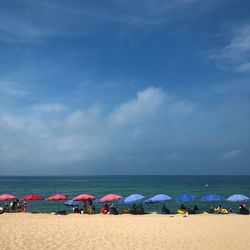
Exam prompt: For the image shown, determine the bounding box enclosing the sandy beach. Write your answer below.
[0,213,250,250]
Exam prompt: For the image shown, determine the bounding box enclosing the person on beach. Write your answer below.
[214,205,229,214]
[109,204,119,215]
[130,204,136,214]
[87,199,94,215]
[242,202,248,210]
[101,204,109,214]
[20,201,27,212]
[214,205,222,213]
[188,205,199,214]
[135,205,143,214]
[91,205,96,214]
[88,205,95,215]
[10,199,17,212]
[161,204,170,214]
[17,200,21,210]
[3,203,10,213]
[73,206,81,213]
[139,204,144,214]
[88,199,93,207]
[239,204,249,215]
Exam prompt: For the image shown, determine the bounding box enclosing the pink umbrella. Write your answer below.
[20,194,44,212]
[20,194,44,200]
[0,194,17,200]
[46,194,69,212]
[46,194,69,200]
[98,194,123,203]
[72,194,96,201]
[73,194,96,213]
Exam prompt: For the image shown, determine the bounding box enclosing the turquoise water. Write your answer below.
[0,176,249,213]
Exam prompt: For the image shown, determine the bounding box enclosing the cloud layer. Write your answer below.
[0,85,249,175]
[0,0,222,43]
[209,23,250,73]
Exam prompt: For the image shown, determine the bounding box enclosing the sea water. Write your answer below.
[0,176,249,213]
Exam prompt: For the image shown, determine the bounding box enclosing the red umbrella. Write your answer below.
[72,194,96,201]
[98,194,123,203]
[0,194,17,200]
[20,194,44,200]
[46,194,69,200]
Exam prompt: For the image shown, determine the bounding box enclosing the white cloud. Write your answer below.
[1,114,26,130]
[32,103,66,113]
[108,87,165,125]
[235,62,250,73]
[222,149,242,159]
[209,23,250,73]
[108,87,195,125]
[65,105,101,127]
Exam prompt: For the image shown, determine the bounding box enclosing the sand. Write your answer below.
[0,213,250,250]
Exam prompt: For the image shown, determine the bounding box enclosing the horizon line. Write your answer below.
[1,174,250,177]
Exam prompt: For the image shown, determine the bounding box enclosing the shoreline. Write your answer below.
[0,211,248,215]
[0,211,249,216]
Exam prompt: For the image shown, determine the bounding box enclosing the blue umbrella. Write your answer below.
[176,194,196,202]
[64,200,80,206]
[122,194,145,204]
[202,194,224,201]
[144,194,172,204]
[226,194,249,202]
[94,198,101,204]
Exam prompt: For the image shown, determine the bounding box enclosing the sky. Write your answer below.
[0,0,250,175]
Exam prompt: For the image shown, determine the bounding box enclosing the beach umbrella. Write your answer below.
[46,194,69,200]
[98,194,123,203]
[144,194,172,204]
[202,194,224,201]
[226,194,249,202]
[72,194,96,201]
[94,198,100,203]
[176,194,196,202]
[0,194,17,200]
[20,194,44,212]
[64,200,80,206]
[72,193,96,210]
[122,194,145,204]
[20,194,44,200]
[46,194,69,212]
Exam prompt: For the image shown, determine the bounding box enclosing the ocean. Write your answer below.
[0,176,249,213]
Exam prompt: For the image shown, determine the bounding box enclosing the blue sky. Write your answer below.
[0,0,250,175]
